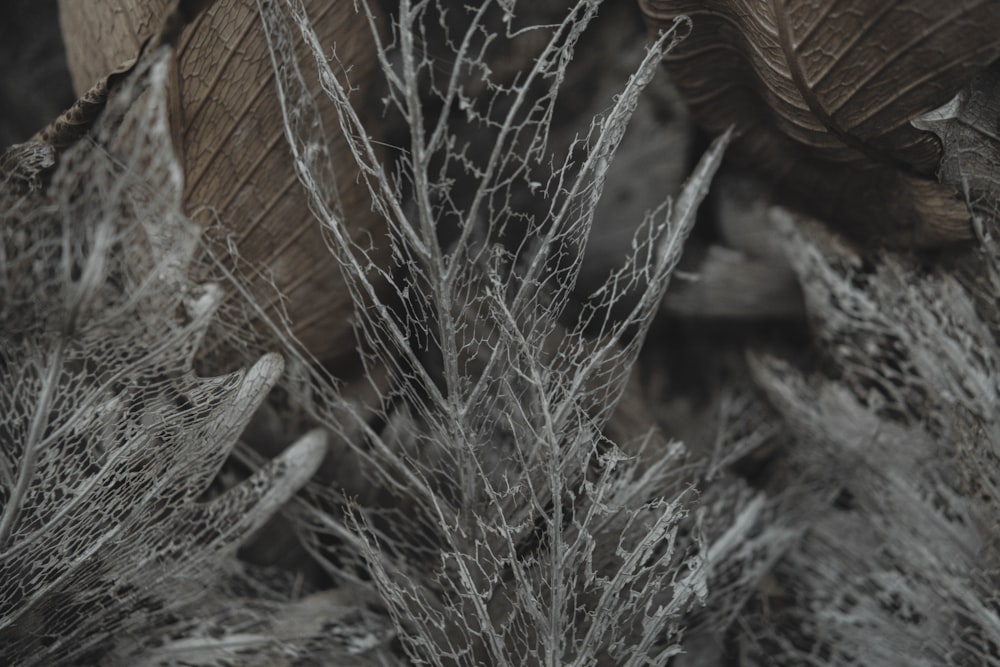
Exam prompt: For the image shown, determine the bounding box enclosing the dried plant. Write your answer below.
[914,60,1000,234]
[0,51,330,665]
[58,0,387,364]
[10,0,1000,665]
[638,0,1000,245]
[739,211,1000,665]
[0,0,798,664]
[249,0,756,663]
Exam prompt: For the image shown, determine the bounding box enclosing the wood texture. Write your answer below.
[59,0,385,365]
[639,0,1000,245]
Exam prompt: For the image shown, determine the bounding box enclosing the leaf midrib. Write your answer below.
[771,0,919,175]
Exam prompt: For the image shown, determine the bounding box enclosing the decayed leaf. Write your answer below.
[638,0,1000,246]
[0,50,328,666]
[913,60,1000,233]
[0,0,200,192]
[57,0,386,365]
[743,213,1000,666]
[257,3,791,661]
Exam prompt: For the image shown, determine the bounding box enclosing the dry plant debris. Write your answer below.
[58,0,387,365]
[1,1,1000,665]
[639,0,1000,245]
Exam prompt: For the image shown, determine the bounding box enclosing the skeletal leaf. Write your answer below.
[58,0,387,365]
[260,0,805,660]
[121,582,395,666]
[0,51,327,666]
[639,0,1000,246]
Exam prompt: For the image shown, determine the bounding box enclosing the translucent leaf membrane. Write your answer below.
[113,548,397,666]
[0,2,831,664]
[0,50,325,666]
[744,214,1000,666]
[238,1,808,664]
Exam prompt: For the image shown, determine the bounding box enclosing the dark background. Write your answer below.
[0,0,74,148]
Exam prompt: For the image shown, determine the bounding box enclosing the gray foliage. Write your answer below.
[4,1,999,665]
[744,213,1000,666]
[0,51,328,665]
[255,0,750,663]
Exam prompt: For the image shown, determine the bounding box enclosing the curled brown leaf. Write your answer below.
[58,0,386,365]
[639,0,1000,246]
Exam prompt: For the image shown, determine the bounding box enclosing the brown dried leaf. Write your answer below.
[58,0,385,365]
[639,0,1000,246]
[1,1,199,191]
